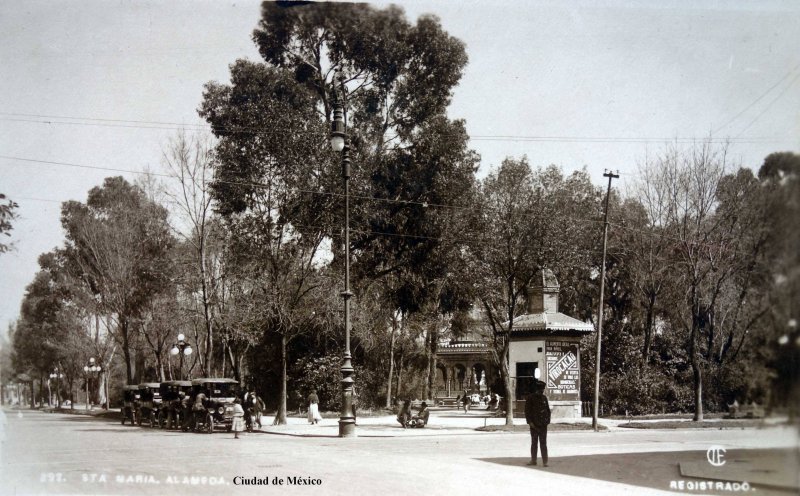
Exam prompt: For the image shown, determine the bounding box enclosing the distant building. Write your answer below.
[434,268,594,418]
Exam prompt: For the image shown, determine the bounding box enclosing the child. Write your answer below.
[232,398,245,439]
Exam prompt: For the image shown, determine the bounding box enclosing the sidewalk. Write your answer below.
[257,408,609,437]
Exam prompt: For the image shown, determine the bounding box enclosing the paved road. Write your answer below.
[1,408,797,496]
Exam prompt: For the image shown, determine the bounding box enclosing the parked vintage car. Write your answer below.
[188,378,240,433]
[137,383,162,427]
[121,385,140,425]
[159,380,192,429]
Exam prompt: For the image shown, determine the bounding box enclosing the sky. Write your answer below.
[1,0,798,335]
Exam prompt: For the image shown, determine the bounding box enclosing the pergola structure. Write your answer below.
[435,334,496,402]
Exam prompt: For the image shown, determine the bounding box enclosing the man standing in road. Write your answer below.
[525,379,550,467]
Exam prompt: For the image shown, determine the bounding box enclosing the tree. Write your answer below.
[61,177,175,384]
[162,132,220,376]
[635,141,778,420]
[467,159,600,425]
[11,252,88,407]
[0,193,19,254]
[200,2,476,421]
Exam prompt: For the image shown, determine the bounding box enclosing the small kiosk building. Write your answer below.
[509,269,594,418]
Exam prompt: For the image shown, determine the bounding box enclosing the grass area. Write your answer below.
[476,422,605,432]
[620,419,763,429]
[607,412,726,421]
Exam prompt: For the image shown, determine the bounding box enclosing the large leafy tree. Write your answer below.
[467,159,600,425]
[12,252,91,407]
[251,1,477,298]
[200,2,476,419]
[61,177,175,384]
[630,142,780,419]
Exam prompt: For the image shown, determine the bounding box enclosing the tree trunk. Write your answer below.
[221,341,227,378]
[385,315,397,408]
[501,345,514,426]
[227,345,240,382]
[134,347,146,384]
[690,289,704,421]
[120,317,133,384]
[396,353,404,399]
[200,250,214,376]
[428,332,438,401]
[273,333,288,425]
[643,293,656,361]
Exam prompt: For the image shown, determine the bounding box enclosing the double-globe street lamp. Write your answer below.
[170,333,193,381]
[49,368,64,408]
[330,82,356,438]
[83,358,102,410]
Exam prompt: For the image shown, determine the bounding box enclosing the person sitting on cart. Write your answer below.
[410,402,430,428]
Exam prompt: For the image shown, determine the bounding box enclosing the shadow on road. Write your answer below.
[60,415,116,423]
[477,449,797,495]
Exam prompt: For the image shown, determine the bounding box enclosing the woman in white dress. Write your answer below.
[307,389,322,424]
[231,398,245,439]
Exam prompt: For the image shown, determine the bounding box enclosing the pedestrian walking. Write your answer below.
[307,389,322,424]
[525,380,550,467]
[244,387,265,429]
[231,398,245,439]
[462,390,470,413]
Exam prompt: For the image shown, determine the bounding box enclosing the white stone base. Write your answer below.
[549,400,581,419]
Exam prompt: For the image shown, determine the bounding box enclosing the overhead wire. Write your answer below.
[734,71,800,139]
[0,154,603,223]
[712,62,800,135]
[0,112,788,144]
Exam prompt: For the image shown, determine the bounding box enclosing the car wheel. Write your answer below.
[206,414,214,434]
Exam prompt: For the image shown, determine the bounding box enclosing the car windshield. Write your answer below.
[204,383,237,398]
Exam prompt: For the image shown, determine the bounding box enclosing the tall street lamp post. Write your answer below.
[49,368,64,408]
[83,358,101,410]
[170,333,193,381]
[330,85,356,438]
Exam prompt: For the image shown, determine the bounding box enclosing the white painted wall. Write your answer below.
[509,339,545,386]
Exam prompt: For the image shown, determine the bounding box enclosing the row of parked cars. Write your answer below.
[120,378,241,433]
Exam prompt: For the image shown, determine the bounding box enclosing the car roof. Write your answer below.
[123,385,140,391]
[139,383,160,388]
[191,378,238,385]
[162,380,192,387]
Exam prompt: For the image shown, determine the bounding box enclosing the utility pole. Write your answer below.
[593,170,619,431]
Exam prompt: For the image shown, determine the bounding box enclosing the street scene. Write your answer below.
[1,1,799,495]
[2,407,798,495]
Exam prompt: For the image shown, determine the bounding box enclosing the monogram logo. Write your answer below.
[706,446,727,467]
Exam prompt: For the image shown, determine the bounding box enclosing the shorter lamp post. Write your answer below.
[170,334,193,380]
[83,358,102,411]
[49,368,64,408]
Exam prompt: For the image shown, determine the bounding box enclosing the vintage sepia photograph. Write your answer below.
[1,1,798,494]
